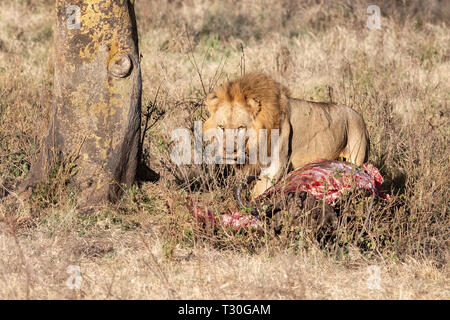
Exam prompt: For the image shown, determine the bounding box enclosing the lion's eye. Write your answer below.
[218,125,225,131]
[208,93,218,101]
[237,126,246,134]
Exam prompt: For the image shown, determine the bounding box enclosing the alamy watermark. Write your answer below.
[367,5,381,30]
[366,265,382,290]
[66,5,81,30]
[66,265,82,290]
[170,121,279,168]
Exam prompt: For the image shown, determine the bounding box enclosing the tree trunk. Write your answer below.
[20,0,143,208]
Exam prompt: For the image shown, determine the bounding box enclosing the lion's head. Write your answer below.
[203,72,290,163]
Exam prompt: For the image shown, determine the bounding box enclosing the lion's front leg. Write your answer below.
[252,174,275,198]
[251,117,291,198]
[252,156,288,198]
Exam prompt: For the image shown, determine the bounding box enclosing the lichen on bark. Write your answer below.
[20,0,144,208]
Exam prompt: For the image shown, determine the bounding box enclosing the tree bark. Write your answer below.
[20,0,143,208]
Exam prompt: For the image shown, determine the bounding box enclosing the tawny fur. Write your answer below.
[205,72,290,130]
[204,72,370,197]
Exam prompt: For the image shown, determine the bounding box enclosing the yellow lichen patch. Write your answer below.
[104,137,112,149]
[96,179,103,190]
[82,0,113,30]
[69,82,92,114]
[77,1,119,60]
[107,41,120,66]
[64,0,132,62]
[101,148,108,159]
[94,136,109,160]
[70,81,115,127]
[107,97,119,116]
[91,102,111,119]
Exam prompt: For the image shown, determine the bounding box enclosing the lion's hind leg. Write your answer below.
[345,129,369,166]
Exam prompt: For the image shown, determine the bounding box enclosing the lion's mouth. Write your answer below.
[223,150,239,160]
[222,149,250,163]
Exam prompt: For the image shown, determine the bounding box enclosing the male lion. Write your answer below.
[203,72,369,197]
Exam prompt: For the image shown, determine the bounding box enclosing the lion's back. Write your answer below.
[288,98,369,166]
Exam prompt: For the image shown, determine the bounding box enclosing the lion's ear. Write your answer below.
[205,92,219,114]
[247,97,261,118]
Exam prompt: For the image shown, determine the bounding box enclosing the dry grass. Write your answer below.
[0,0,449,299]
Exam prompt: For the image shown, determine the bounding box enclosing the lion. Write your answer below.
[203,72,370,197]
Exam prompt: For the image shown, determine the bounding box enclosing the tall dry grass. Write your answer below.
[0,0,448,299]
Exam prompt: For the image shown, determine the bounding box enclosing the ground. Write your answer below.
[0,0,449,299]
